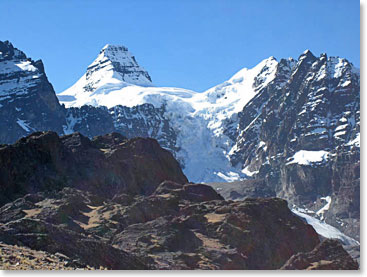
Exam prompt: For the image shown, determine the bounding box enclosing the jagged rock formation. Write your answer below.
[222,50,360,240]
[281,239,359,270]
[0,185,321,269]
[0,41,66,143]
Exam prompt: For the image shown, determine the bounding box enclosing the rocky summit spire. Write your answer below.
[58,44,153,104]
[0,40,27,61]
[86,44,152,86]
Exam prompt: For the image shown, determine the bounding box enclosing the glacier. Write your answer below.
[292,208,359,247]
[58,44,281,183]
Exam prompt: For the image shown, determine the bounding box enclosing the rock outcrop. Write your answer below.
[0,131,187,206]
[281,239,359,270]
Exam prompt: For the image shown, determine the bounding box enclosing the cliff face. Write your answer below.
[0,41,66,143]
[222,50,360,240]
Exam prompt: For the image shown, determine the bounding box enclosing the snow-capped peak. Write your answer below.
[93,44,146,71]
[89,44,152,85]
[298,49,316,62]
[58,44,152,102]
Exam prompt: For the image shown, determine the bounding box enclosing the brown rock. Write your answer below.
[280,239,359,270]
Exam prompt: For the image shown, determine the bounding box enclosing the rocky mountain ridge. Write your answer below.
[220,50,360,240]
[0,132,358,269]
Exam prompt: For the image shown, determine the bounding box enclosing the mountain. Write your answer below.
[0,41,360,269]
[58,44,152,105]
[219,50,360,240]
[57,45,360,242]
[0,41,360,243]
[58,47,285,182]
[0,41,65,143]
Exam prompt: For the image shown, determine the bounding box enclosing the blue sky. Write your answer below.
[1,0,360,92]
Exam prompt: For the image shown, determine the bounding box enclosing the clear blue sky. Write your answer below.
[1,0,360,92]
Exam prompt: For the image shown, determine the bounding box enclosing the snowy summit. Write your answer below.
[58,44,152,104]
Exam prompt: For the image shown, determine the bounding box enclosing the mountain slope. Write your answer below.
[0,41,65,143]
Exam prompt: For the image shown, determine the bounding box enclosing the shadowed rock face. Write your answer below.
[64,104,180,157]
[281,239,359,270]
[0,131,187,205]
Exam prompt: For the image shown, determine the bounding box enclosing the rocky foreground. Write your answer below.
[0,132,359,270]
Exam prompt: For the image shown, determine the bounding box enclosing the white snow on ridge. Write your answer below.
[241,165,259,177]
[0,59,42,97]
[286,150,329,166]
[0,60,37,75]
[292,208,359,247]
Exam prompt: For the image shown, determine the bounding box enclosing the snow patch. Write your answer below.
[286,150,329,166]
[316,196,331,220]
[346,133,360,147]
[241,165,259,177]
[16,119,33,132]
